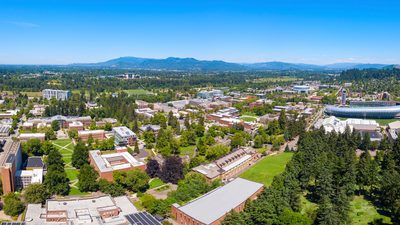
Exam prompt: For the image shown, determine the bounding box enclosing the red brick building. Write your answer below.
[171,178,263,225]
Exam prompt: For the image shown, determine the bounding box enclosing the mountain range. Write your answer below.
[71,56,395,71]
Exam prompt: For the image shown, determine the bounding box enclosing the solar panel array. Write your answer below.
[1,222,25,225]
[125,212,161,225]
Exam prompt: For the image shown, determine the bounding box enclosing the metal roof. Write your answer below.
[175,178,263,225]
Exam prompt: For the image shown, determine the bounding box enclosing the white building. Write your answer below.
[42,89,71,100]
[113,126,137,146]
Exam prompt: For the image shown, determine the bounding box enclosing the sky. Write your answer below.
[0,0,400,65]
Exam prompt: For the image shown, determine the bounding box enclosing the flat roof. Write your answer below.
[113,126,136,137]
[90,150,144,172]
[175,178,263,225]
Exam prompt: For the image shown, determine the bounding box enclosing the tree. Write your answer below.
[278,109,287,130]
[78,164,99,192]
[277,208,312,225]
[68,129,78,139]
[146,159,161,178]
[230,132,245,149]
[45,148,70,195]
[356,151,372,191]
[206,144,230,161]
[24,183,49,204]
[98,179,125,197]
[104,122,113,131]
[221,210,248,225]
[196,137,207,156]
[360,132,371,151]
[254,135,263,148]
[134,141,140,154]
[160,156,184,184]
[3,193,25,216]
[180,130,196,147]
[72,140,89,169]
[40,141,55,155]
[51,120,60,131]
[113,169,150,192]
[22,138,42,156]
[125,169,150,192]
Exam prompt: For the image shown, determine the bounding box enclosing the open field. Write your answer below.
[52,139,83,196]
[123,89,154,95]
[240,152,294,186]
[3,91,42,97]
[350,195,392,225]
[149,178,165,189]
[179,145,196,158]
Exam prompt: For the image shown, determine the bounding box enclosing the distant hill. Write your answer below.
[72,57,246,71]
[71,56,395,71]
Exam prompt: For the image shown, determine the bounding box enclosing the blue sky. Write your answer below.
[0,0,399,64]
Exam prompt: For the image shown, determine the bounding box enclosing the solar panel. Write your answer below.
[125,212,161,225]
[0,222,25,225]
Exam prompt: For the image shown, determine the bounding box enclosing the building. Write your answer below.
[135,108,156,118]
[15,169,43,190]
[25,195,138,225]
[192,148,260,182]
[0,125,11,137]
[387,121,400,141]
[27,115,92,128]
[0,110,18,119]
[42,89,71,100]
[197,90,224,99]
[325,105,400,119]
[315,116,382,141]
[29,104,46,117]
[19,133,46,142]
[0,140,23,194]
[69,121,84,131]
[292,85,310,93]
[139,124,161,134]
[171,178,264,225]
[78,130,105,141]
[89,150,145,181]
[135,100,149,109]
[113,126,137,146]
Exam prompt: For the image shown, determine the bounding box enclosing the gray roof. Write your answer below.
[176,178,263,224]
[26,156,44,168]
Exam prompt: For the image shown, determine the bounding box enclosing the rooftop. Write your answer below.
[89,150,145,172]
[113,126,136,138]
[174,178,263,225]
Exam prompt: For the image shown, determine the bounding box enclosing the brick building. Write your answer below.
[89,150,145,181]
[171,178,263,225]
[78,130,105,141]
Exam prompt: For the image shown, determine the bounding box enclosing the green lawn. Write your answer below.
[51,139,84,196]
[350,195,392,225]
[149,178,165,189]
[240,115,258,122]
[66,169,79,181]
[179,145,196,158]
[123,89,153,96]
[240,152,294,186]
[69,187,87,196]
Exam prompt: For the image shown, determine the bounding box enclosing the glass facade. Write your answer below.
[325,105,400,119]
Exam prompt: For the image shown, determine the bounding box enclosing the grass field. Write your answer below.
[51,139,83,196]
[123,89,153,96]
[3,91,42,97]
[149,178,165,189]
[240,152,294,186]
[350,195,392,225]
[179,145,196,158]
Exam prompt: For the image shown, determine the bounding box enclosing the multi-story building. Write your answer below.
[27,115,92,128]
[0,140,23,194]
[78,130,105,141]
[171,178,263,225]
[192,148,260,182]
[42,89,71,100]
[113,126,137,146]
[197,90,224,99]
[19,133,46,142]
[24,195,147,225]
[89,150,146,181]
